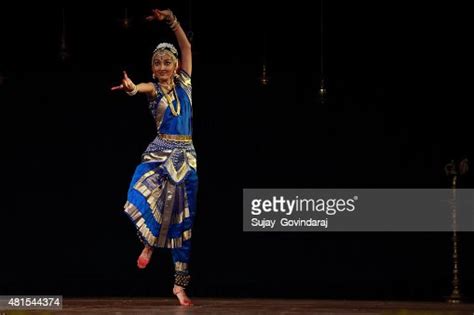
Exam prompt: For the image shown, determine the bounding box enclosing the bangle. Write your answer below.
[170,19,180,31]
[126,84,138,96]
[166,12,179,31]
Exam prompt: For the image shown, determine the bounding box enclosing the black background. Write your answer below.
[1,2,473,300]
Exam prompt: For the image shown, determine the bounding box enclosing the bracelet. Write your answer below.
[126,84,138,96]
[170,19,180,31]
[166,12,179,31]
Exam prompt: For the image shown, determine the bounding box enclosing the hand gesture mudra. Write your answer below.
[146,9,173,22]
[111,71,136,94]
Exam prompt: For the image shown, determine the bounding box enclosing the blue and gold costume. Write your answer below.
[124,69,196,287]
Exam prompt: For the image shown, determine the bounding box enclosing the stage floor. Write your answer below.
[3,298,474,314]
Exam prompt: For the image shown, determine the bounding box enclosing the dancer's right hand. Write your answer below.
[111,71,136,92]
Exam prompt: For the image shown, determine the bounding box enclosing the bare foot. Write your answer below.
[173,285,193,306]
[137,245,154,269]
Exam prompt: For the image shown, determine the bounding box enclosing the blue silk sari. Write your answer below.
[124,70,197,275]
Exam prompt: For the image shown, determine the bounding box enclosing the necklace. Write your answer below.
[159,84,181,116]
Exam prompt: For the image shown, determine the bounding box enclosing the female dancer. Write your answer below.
[112,8,196,306]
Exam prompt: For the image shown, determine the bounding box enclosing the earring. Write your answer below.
[152,74,156,79]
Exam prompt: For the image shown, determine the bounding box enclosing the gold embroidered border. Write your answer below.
[132,170,191,225]
[166,229,192,248]
[171,186,191,224]
[155,92,168,130]
[186,152,197,169]
[159,133,192,142]
[133,168,160,198]
[177,71,192,106]
[125,201,192,248]
[142,151,172,163]
[157,181,176,247]
[175,262,188,272]
[163,157,190,183]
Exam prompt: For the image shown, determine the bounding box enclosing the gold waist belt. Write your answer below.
[159,133,192,142]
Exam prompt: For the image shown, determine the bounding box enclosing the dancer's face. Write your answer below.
[152,52,177,84]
